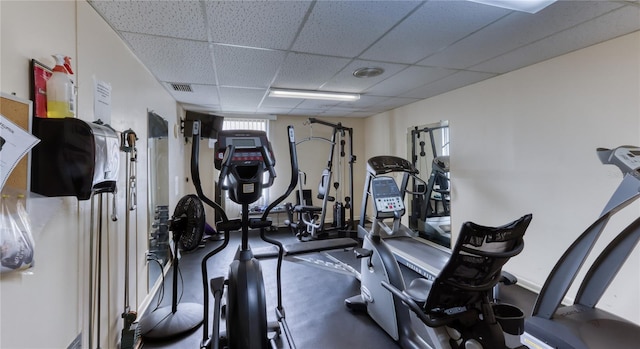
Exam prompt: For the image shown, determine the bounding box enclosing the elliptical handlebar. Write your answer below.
[217,144,235,190]
[261,125,299,220]
[259,143,277,181]
[218,143,277,191]
[190,121,228,223]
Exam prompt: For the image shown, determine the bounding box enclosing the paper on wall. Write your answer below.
[0,114,40,191]
[94,77,112,124]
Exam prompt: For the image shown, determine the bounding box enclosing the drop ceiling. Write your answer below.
[88,0,640,118]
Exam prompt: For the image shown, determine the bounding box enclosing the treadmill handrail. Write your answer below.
[532,165,640,319]
[574,216,640,307]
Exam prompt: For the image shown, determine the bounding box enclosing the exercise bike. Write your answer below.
[191,123,299,349]
[346,155,532,349]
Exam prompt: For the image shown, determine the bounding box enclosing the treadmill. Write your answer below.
[523,146,640,348]
[358,155,451,281]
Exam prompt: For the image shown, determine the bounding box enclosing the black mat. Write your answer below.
[140,228,537,348]
[140,228,399,348]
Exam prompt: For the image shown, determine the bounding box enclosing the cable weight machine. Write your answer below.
[286,118,356,240]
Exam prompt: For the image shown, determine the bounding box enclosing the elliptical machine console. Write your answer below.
[213,130,276,205]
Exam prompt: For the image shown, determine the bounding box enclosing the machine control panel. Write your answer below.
[371,176,405,218]
[214,130,274,170]
[613,147,640,173]
[598,146,640,177]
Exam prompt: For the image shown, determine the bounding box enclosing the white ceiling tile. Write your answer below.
[122,32,215,84]
[292,1,422,57]
[336,95,390,109]
[260,95,303,109]
[213,45,286,88]
[255,107,293,115]
[92,1,639,117]
[318,109,354,117]
[360,1,510,64]
[419,1,624,69]
[218,87,266,111]
[205,1,312,50]
[321,60,409,93]
[365,66,458,97]
[296,99,341,110]
[287,108,326,117]
[89,0,207,40]
[401,71,497,99]
[179,103,221,114]
[472,5,640,73]
[273,53,351,90]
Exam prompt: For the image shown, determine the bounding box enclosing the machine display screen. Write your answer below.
[372,177,401,198]
[231,138,258,148]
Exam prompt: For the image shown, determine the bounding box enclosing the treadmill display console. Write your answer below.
[613,147,640,173]
[371,177,405,216]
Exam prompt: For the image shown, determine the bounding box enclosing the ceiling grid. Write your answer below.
[88,0,640,118]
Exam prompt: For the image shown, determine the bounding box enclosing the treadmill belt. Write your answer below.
[385,236,450,280]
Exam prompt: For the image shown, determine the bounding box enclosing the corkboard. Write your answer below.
[1,93,32,191]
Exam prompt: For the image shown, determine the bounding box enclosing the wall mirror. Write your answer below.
[407,120,450,248]
[147,111,170,289]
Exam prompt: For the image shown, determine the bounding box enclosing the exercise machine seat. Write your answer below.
[423,214,530,323]
[291,189,323,214]
[317,169,335,202]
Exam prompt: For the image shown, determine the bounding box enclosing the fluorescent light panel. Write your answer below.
[269,89,360,102]
[468,0,556,14]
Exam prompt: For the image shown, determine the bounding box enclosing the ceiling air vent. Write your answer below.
[171,83,193,92]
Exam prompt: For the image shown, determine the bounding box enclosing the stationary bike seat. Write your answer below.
[405,278,433,305]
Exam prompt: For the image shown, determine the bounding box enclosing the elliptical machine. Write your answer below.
[190,123,299,349]
[346,155,532,349]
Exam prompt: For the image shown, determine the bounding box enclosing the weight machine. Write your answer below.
[285,118,356,240]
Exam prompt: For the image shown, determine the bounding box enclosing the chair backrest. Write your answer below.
[424,214,532,317]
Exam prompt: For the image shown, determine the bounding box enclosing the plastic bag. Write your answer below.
[0,189,35,273]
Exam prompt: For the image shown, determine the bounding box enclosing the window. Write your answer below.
[221,118,269,217]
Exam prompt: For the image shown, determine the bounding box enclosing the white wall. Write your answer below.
[365,31,640,323]
[0,1,187,348]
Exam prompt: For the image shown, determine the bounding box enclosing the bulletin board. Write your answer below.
[1,93,32,191]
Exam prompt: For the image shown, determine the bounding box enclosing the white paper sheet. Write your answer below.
[94,78,112,124]
[0,114,40,190]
